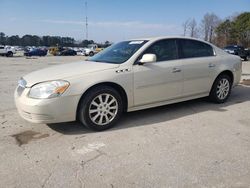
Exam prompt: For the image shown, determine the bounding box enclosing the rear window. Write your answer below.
[180,39,214,58]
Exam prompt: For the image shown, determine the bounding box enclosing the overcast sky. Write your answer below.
[0,0,249,42]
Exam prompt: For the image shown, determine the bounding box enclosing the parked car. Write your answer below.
[15,36,242,131]
[83,44,104,56]
[0,45,16,57]
[245,48,250,58]
[49,47,64,56]
[24,48,47,57]
[59,49,77,56]
[223,45,248,61]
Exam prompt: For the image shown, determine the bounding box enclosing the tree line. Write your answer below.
[0,34,76,47]
[183,12,250,47]
[0,33,112,47]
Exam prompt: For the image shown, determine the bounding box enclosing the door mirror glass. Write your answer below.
[139,54,157,64]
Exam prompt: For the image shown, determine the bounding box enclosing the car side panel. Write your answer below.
[133,60,183,106]
[209,54,242,87]
[181,56,214,97]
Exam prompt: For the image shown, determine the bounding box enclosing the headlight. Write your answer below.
[29,80,70,99]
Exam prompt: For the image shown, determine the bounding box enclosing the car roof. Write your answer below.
[131,36,213,45]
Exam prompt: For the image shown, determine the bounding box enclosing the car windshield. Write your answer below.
[88,40,148,64]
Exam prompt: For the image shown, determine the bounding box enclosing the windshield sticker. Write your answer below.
[129,41,145,45]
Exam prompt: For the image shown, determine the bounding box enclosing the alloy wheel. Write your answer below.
[89,93,118,126]
[216,78,230,100]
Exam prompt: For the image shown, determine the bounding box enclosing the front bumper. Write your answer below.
[14,86,80,124]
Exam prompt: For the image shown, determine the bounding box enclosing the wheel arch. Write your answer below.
[216,70,234,83]
[210,70,234,94]
[76,82,128,120]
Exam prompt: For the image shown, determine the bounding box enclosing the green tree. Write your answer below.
[232,12,250,47]
[0,32,6,45]
[215,12,250,47]
[80,40,95,47]
[0,33,95,47]
[104,41,112,47]
[6,35,20,46]
[21,35,33,46]
[215,19,234,47]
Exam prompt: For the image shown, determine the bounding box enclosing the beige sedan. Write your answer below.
[15,37,242,131]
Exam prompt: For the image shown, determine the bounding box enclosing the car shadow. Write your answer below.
[47,84,250,135]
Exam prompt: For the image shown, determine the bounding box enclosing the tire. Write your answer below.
[89,51,94,56]
[6,51,13,57]
[78,86,123,131]
[209,74,232,103]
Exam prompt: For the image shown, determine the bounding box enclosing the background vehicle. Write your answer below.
[24,48,47,57]
[15,37,242,131]
[59,49,77,56]
[49,47,64,56]
[0,45,16,57]
[223,45,248,61]
[83,44,104,56]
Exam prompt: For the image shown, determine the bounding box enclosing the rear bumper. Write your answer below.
[14,87,80,124]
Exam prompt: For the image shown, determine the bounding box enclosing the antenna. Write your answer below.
[85,1,88,40]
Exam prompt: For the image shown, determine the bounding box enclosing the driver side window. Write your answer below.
[143,39,178,62]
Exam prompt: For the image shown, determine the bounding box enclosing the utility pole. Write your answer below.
[85,1,88,40]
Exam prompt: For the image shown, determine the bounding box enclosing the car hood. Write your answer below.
[23,61,120,87]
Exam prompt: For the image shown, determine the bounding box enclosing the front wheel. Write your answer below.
[78,86,123,131]
[6,51,13,57]
[209,74,232,103]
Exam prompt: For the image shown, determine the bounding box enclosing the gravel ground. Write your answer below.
[0,56,250,188]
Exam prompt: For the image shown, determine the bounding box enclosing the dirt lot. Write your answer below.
[0,56,250,188]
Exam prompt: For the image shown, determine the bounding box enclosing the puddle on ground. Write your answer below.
[241,79,250,86]
[11,130,49,146]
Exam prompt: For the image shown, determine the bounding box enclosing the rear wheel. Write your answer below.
[6,51,13,57]
[78,86,123,131]
[89,51,94,56]
[209,74,232,103]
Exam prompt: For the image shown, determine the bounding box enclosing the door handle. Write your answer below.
[172,67,181,73]
[208,63,216,68]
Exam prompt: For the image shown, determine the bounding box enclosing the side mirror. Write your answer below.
[139,54,157,64]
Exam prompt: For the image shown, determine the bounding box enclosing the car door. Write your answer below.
[178,39,215,97]
[133,39,183,106]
